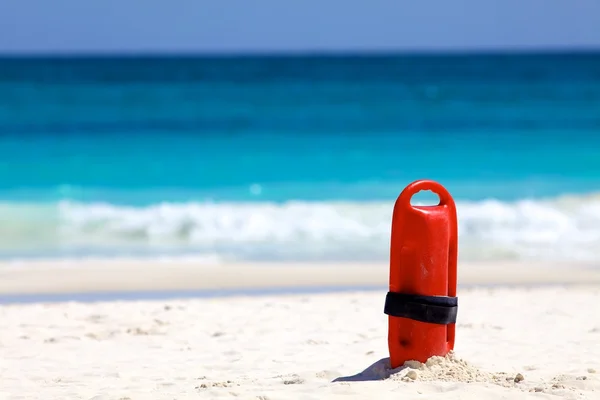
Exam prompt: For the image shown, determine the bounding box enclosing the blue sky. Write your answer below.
[1,0,600,53]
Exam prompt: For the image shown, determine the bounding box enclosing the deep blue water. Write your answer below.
[1,52,600,262]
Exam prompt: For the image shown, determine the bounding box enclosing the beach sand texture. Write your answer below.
[1,261,600,399]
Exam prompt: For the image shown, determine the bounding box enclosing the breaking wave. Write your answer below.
[2,193,600,262]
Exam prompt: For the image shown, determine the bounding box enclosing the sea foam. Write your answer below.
[1,193,600,262]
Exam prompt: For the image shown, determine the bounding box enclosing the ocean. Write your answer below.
[1,52,600,263]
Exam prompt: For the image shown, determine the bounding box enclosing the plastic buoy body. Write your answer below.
[385,180,458,369]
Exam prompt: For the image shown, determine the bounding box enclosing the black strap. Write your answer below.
[384,292,458,325]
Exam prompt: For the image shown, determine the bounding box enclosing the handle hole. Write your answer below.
[409,190,441,206]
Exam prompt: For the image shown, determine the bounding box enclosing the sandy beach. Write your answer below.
[1,260,600,399]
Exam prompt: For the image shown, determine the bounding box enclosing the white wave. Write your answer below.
[2,194,600,262]
[58,194,600,262]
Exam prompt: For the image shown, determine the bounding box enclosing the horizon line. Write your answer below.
[1,46,600,59]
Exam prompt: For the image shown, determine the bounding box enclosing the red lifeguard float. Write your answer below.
[384,179,458,369]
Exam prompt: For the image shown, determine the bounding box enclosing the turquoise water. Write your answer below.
[1,53,600,262]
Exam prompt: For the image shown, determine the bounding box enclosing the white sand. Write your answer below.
[1,260,600,399]
[1,259,600,295]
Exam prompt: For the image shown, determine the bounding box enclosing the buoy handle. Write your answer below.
[397,179,454,208]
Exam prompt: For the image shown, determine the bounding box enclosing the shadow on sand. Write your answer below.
[333,357,407,382]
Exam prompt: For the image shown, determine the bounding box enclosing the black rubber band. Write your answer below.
[384,292,458,325]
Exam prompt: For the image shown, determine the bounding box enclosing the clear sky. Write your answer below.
[1,0,600,54]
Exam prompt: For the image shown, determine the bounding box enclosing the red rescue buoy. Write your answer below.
[384,179,458,369]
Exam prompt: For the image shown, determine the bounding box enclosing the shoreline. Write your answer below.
[1,259,599,303]
[2,260,600,398]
